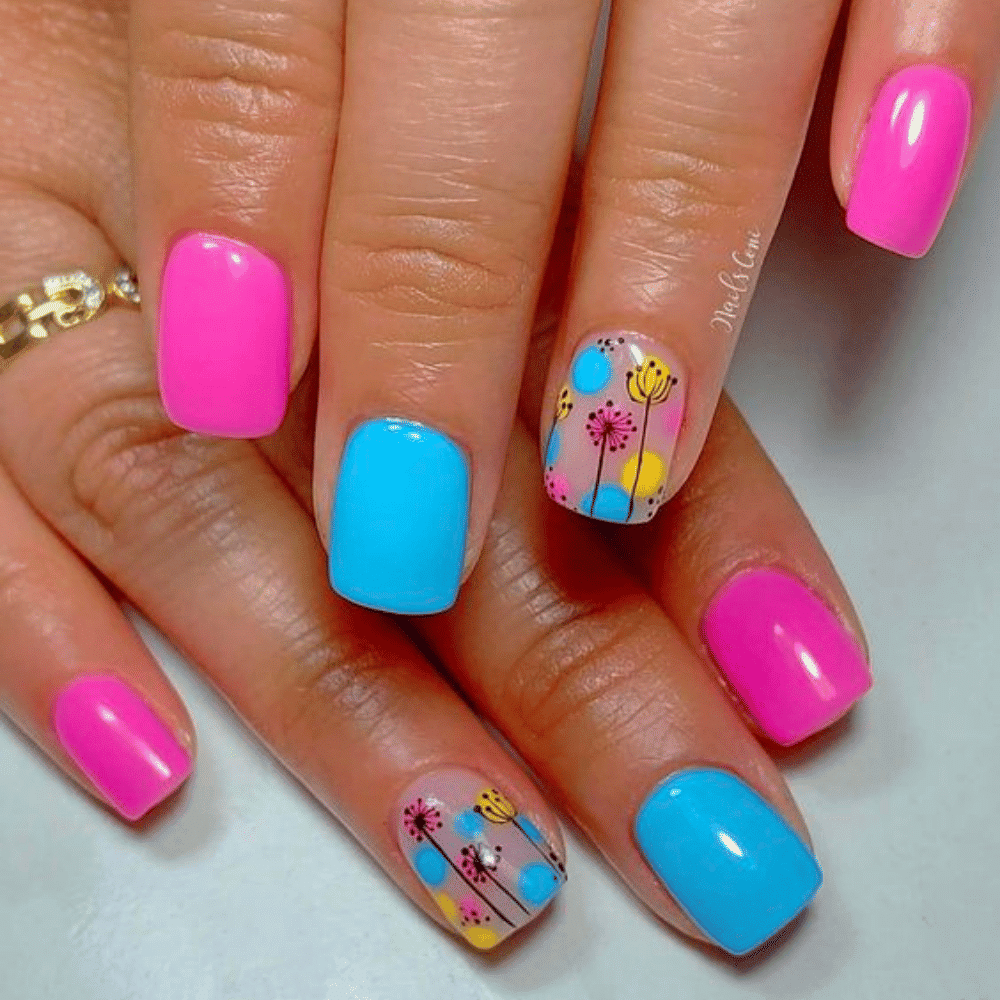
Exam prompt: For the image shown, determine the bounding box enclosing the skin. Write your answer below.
[128,0,999,587]
[2,0,873,954]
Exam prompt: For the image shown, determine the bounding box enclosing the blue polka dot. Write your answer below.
[519,863,560,907]
[545,427,561,467]
[454,809,486,839]
[519,816,544,845]
[571,346,614,395]
[584,484,631,523]
[414,845,448,887]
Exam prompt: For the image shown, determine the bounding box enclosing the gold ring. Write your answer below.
[0,266,140,375]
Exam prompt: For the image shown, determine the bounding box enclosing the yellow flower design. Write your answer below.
[476,788,518,824]
[554,386,573,420]
[626,357,676,405]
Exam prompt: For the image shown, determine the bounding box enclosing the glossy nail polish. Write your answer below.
[702,568,872,745]
[635,768,821,955]
[396,768,567,949]
[329,418,469,614]
[847,64,972,257]
[542,332,685,524]
[53,675,192,821]
[159,232,290,437]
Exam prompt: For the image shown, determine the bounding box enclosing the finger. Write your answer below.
[619,395,872,746]
[316,0,602,613]
[419,424,821,956]
[832,0,1000,257]
[130,0,343,437]
[526,174,871,747]
[0,316,567,949]
[0,418,192,821]
[538,0,843,525]
[5,4,567,946]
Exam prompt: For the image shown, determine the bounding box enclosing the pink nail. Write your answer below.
[847,64,971,258]
[53,675,192,821]
[702,569,872,746]
[159,232,290,437]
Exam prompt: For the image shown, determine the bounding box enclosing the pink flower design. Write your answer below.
[459,897,489,925]
[586,404,636,453]
[402,797,443,842]
[460,843,500,883]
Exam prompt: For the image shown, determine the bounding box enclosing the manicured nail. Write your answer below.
[702,568,872,746]
[329,418,469,615]
[543,333,685,524]
[635,768,821,955]
[53,675,192,822]
[396,768,567,950]
[847,64,972,258]
[159,232,290,437]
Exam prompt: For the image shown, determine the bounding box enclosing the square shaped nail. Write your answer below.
[702,568,872,745]
[53,675,192,821]
[846,64,971,258]
[159,232,290,437]
[329,418,469,614]
[543,332,685,524]
[396,768,567,949]
[634,768,821,955]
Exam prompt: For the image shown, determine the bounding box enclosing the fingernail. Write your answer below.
[635,768,821,955]
[846,64,972,258]
[159,232,291,437]
[396,768,567,950]
[702,568,872,745]
[543,333,685,524]
[329,418,469,615]
[53,675,192,822]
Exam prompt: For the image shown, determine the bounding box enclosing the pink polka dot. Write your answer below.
[545,472,572,504]
[660,401,683,438]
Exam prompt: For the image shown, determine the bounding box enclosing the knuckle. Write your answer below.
[331,198,536,321]
[58,378,252,565]
[136,4,340,140]
[271,626,408,748]
[501,595,670,756]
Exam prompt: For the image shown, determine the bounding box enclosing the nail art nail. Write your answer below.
[159,232,290,437]
[53,675,192,822]
[329,418,469,614]
[702,568,871,745]
[543,333,685,524]
[847,64,972,258]
[396,768,567,949]
[635,768,821,955]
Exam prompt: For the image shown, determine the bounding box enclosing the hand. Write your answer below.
[125,0,997,617]
[1,0,872,957]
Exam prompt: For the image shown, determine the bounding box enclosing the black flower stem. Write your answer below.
[512,818,564,876]
[485,871,531,915]
[589,437,608,515]
[627,395,653,521]
[423,832,515,927]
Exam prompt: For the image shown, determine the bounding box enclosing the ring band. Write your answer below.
[0,266,140,374]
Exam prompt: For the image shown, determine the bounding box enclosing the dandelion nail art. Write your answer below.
[543,333,685,524]
[396,768,567,950]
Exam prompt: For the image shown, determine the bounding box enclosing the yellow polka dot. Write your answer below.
[621,452,665,497]
[434,892,459,925]
[464,927,501,950]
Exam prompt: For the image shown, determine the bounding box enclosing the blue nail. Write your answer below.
[634,768,822,955]
[329,418,469,614]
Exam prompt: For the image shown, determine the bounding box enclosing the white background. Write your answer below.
[3,62,1000,1000]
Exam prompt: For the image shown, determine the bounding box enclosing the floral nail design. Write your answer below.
[396,768,567,950]
[543,333,685,524]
